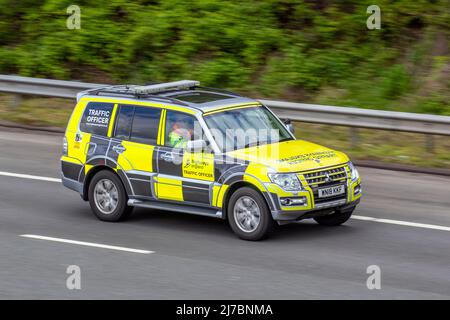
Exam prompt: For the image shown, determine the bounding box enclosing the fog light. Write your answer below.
[354,185,361,195]
[280,197,307,206]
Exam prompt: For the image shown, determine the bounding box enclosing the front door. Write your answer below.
[156,110,214,206]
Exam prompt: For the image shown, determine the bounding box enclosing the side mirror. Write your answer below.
[282,119,295,135]
[186,139,208,153]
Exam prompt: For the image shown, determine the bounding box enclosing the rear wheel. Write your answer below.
[227,187,274,241]
[313,206,355,226]
[88,170,133,222]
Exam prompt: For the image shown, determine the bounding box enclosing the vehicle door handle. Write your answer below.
[161,152,174,162]
[112,145,126,154]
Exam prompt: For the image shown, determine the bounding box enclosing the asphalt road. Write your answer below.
[0,129,449,299]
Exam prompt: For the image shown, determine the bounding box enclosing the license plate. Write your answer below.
[318,185,345,198]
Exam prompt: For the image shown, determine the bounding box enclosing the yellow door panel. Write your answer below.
[117,152,133,171]
[120,141,155,172]
[156,177,183,201]
[182,152,215,182]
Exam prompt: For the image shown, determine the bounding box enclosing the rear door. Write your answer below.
[110,104,161,198]
[155,110,214,206]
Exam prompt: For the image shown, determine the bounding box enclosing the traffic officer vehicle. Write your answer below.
[61,80,361,240]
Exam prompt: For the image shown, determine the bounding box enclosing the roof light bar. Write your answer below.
[133,80,200,94]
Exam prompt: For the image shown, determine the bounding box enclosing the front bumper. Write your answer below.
[271,198,360,221]
[266,176,362,222]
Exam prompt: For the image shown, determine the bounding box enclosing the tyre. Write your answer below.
[227,187,275,241]
[88,170,133,222]
[313,206,355,226]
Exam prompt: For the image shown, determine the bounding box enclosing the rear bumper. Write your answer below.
[271,198,360,222]
[61,175,83,195]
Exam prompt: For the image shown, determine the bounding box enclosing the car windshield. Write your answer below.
[204,106,293,152]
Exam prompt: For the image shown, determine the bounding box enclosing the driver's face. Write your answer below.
[176,119,190,129]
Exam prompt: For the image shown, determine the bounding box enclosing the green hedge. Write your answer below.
[0,0,448,114]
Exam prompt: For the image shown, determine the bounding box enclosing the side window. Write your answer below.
[130,107,161,145]
[114,105,134,140]
[79,102,114,136]
[165,110,202,149]
[114,105,161,145]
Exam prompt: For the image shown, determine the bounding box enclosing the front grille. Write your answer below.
[301,166,348,205]
[302,166,347,187]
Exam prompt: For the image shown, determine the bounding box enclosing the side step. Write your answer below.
[128,199,223,219]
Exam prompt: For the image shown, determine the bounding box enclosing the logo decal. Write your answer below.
[75,133,83,142]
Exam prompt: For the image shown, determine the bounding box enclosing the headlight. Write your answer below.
[348,161,359,181]
[268,173,303,191]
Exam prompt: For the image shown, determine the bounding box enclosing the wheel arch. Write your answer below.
[221,179,274,220]
[82,165,131,201]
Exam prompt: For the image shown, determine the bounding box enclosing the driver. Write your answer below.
[168,115,193,148]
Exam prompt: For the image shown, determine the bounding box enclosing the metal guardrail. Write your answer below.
[260,99,450,136]
[1,75,450,144]
[0,75,102,99]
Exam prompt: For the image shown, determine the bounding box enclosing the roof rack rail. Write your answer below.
[134,80,200,94]
[195,86,241,97]
[77,85,133,100]
[77,84,191,106]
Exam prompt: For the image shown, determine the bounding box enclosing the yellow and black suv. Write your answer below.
[61,80,361,240]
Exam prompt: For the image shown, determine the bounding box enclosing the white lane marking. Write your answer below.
[20,234,154,254]
[352,215,450,232]
[0,171,60,183]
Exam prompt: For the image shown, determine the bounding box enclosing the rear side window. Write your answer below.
[114,105,134,140]
[114,105,161,145]
[79,102,114,136]
[130,107,161,145]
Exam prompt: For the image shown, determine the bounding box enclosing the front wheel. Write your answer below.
[227,187,275,241]
[313,207,355,226]
[88,170,133,222]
